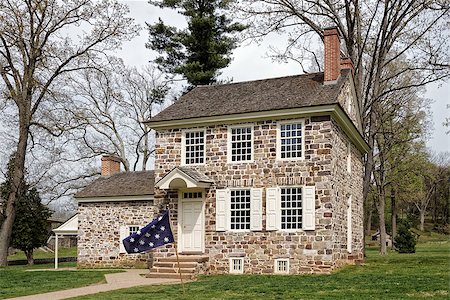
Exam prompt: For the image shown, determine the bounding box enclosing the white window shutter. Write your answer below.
[216,189,228,231]
[303,186,316,230]
[250,188,263,231]
[266,187,280,231]
[119,225,127,253]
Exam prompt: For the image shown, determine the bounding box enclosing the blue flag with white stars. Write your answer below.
[122,210,175,254]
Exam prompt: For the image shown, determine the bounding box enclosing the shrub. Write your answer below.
[394,221,417,253]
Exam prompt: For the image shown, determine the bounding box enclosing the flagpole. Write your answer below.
[168,208,186,294]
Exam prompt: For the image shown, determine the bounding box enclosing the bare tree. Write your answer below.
[69,59,169,172]
[237,0,450,254]
[0,0,139,266]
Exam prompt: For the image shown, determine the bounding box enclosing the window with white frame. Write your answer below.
[230,189,251,230]
[274,259,290,274]
[183,130,205,165]
[229,258,244,274]
[129,226,140,236]
[278,121,303,159]
[229,126,252,162]
[280,187,303,230]
[119,225,142,253]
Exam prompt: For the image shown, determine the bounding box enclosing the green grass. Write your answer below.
[8,247,77,260]
[73,242,450,300]
[0,263,121,299]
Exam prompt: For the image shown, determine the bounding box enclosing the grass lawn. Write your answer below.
[8,247,77,260]
[72,241,450,300]
[0,262,122,299]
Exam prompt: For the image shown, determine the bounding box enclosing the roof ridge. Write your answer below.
[195,72,324,88]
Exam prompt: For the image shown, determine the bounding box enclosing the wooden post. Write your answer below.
[54,234,59,269]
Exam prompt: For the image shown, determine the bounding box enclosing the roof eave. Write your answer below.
[75,194,154,203]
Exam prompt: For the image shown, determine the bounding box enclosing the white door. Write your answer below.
[181,200,203,252]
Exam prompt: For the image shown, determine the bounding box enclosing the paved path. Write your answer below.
[8,269,179,300]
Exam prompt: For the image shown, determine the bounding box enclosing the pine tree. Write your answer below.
[0,155,51,265]
[394,221,417,254]
[147,0,246,87]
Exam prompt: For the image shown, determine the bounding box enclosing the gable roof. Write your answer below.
[156,167,213,189]
[75,171,154,199]
[148,70,351,123]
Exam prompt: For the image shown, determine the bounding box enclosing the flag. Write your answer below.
[122,210,175,254]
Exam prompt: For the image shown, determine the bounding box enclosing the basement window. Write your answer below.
[274,259,290,274]
[229,258,244,274]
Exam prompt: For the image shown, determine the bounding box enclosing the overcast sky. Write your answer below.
[119,0,449,154]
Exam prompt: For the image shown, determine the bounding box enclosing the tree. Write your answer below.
[237,0,450,254]
[394,220,416,253]
[1,155,51,265]
[147,0,246,87]
[0,0,139,266]
[69,59,170,171]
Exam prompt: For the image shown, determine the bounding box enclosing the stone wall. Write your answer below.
[153,113,364,274]
[77,200,157,268]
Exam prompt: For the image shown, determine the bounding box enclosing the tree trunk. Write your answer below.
[419,210,425,231]
[391,190,397,249]
[378,192,387,255]
[25,249,34,266]
[0,110,30,266]
[365,200,373,236]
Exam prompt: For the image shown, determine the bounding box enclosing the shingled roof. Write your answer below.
[148,70,350,123]
[75,171,154,199]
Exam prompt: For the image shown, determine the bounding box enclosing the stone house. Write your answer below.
[75,27,369,276]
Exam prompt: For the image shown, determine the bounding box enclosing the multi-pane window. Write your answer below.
[129,226,140,236]
[279,122,303,159]
[183,192,202,199]
[230,127,252,162]
[280,187,302,230]
[230,189,251,230]
[230,258,244,273]
[184,130,205,165]
[275,259,289,274]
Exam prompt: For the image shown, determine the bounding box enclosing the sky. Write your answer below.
[118,0,449,154]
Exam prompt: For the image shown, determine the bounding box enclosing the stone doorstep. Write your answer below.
[146,272,194,280]
[150,267,196,274]
[154,261,198,268]
[155,255,209,263]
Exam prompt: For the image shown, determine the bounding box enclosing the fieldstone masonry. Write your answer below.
[151,84,364,274]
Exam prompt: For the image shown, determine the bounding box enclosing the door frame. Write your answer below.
[177,189,205,254]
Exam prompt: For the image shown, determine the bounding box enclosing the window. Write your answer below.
[215,188,262,232]
[274,259,290,274]
[228,126,253,162]
[277,121,303,160]
[229,258,244,274]
[347,142,352,173]
[281,187,303,230]
[230,190,251,230]
[183,192,202,199]
[183,130,205,165]
[129,226,140,236]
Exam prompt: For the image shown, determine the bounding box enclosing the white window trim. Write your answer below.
[181,128,206,166]
[274,258,290,274]
[227,124,254,163]
[229,257,244,274]
[229,188,252,232]
[276,119,305,161]
[278,186,304,232]
[119,224,143,254]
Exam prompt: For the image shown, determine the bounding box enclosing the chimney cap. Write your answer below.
[323,26,341,37]
[101,155,121,162]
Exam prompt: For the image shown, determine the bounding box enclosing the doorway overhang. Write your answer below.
[155,167,213,190]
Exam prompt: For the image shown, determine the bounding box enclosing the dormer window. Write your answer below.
[228,125,253,163]
[182,129,205,165]
[277,120,304,160]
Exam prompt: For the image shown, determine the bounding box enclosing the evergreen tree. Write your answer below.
[394,220,417,254]
[147,0,246,87]
[0,156,51,265]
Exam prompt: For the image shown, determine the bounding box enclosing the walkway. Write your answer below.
[8,269,179,300]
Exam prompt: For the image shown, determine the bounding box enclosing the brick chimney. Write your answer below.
[324,27,354,84]
[101,155,121,176]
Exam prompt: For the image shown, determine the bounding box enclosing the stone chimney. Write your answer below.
[324,26,354,84]
[101,155,121,176]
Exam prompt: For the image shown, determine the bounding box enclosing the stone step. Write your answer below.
[150,267,196,274]
[154,261,197,268]
[156,255,208,263]
[146,272,194,280]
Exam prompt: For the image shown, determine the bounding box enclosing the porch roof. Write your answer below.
[156,167,213,189]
